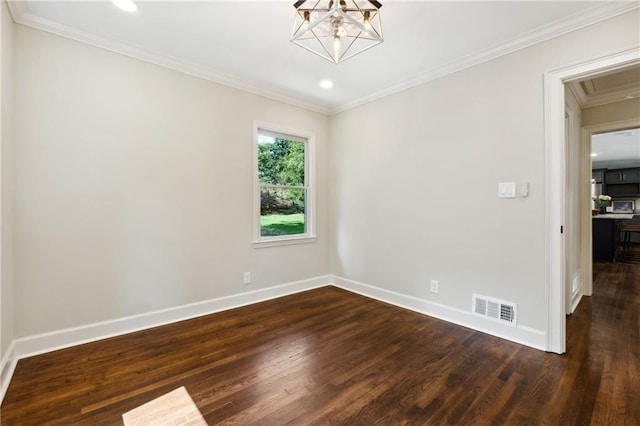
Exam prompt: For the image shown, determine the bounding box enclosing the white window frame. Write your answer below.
[253,121,316,248]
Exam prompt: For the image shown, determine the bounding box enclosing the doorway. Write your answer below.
[544,47,640,354]
[588,124,640,264]
[565,70,640,314]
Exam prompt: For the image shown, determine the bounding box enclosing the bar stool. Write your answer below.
[619,222,640,261]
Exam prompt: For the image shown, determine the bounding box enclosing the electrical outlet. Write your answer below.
[243,272,251,285]
[430,280,439,294]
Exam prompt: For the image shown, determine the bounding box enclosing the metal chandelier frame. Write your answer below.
[291,0,383,64]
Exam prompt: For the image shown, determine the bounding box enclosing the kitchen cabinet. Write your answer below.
[592,218,620,261]
[606,183,640,197]
[605,168,640,184]
[593,215,640,261]
[603,167,640,197]
[592,169,606,184]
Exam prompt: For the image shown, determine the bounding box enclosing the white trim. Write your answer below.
[253,236,318,249]
[544,48,640,355]
[568,76,640,109]
[564,102,572,316]
[11,275,329,363]
[0,341,17,403]
[564,100,587,317]
[567,83,589,109]
[582,129,594,298]
[6,1,638,116]
[252,121,316,247]
[579,85,640,109]
[569,271,582,315]
[545,68,567,354]
[570,291,584,316]
[329,275,546,351]
[5,0,26,23]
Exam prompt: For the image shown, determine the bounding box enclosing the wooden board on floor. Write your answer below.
[2,263,639,424]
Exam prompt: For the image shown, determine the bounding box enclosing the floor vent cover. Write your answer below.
[473,294,517,326]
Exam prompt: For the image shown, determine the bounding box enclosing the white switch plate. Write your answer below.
[520,182,529,197]
[498,182,517,198]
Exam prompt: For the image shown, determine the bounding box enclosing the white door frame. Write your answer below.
[544,47,640,354]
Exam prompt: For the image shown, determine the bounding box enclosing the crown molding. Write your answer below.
[328,1,640,114]
[10,10,331,115]
[8,1,639,116]
[568,79,640,109]
[6,0,28,22]
[567,82,589,108]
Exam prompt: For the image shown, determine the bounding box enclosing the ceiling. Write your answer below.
[570,64,640,108]
[587,68,640,92]
[592,127,640,166]
[7,1,639,114]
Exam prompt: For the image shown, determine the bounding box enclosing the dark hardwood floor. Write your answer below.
[2,262,639,425]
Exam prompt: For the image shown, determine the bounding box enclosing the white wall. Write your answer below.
[1,0,15,362]
[329,11,639,333]
[6,5,640,349]
[13,26,329,337]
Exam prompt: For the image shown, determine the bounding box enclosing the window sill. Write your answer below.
[252,235,317,249]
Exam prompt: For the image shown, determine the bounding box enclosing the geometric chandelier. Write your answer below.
[291,0,383,64]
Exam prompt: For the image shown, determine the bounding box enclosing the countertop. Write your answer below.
[592,214,636,219]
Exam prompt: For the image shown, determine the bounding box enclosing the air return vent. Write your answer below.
[473,294,517,326]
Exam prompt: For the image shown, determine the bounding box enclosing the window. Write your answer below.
[253,123,316,247]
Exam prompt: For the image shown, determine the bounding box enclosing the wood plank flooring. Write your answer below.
[2,262,639,425]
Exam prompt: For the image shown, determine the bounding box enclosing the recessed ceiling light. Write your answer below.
[320,80,334,89]
[591,153,598,157]
[112,0,137,12]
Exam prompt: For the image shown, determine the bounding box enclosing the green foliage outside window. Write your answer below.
[258,138,305,215]
[258,138,304,185]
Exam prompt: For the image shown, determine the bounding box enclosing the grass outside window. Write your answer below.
[260,213,305,237]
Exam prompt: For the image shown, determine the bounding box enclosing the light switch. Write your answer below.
[498,182,517,198]
[520,182,529,197]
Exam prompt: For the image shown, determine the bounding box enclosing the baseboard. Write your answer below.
[2,272,548,405]
[570,291,584,314]
[568,270,584,314]
[329,275,547,351]
[11,275,330,363]
[0,341,17,403]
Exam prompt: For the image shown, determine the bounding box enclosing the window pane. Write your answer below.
[258,137,305,186]
[260,187,306,237]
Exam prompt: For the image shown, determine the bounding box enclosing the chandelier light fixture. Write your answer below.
[291,0,383,64]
